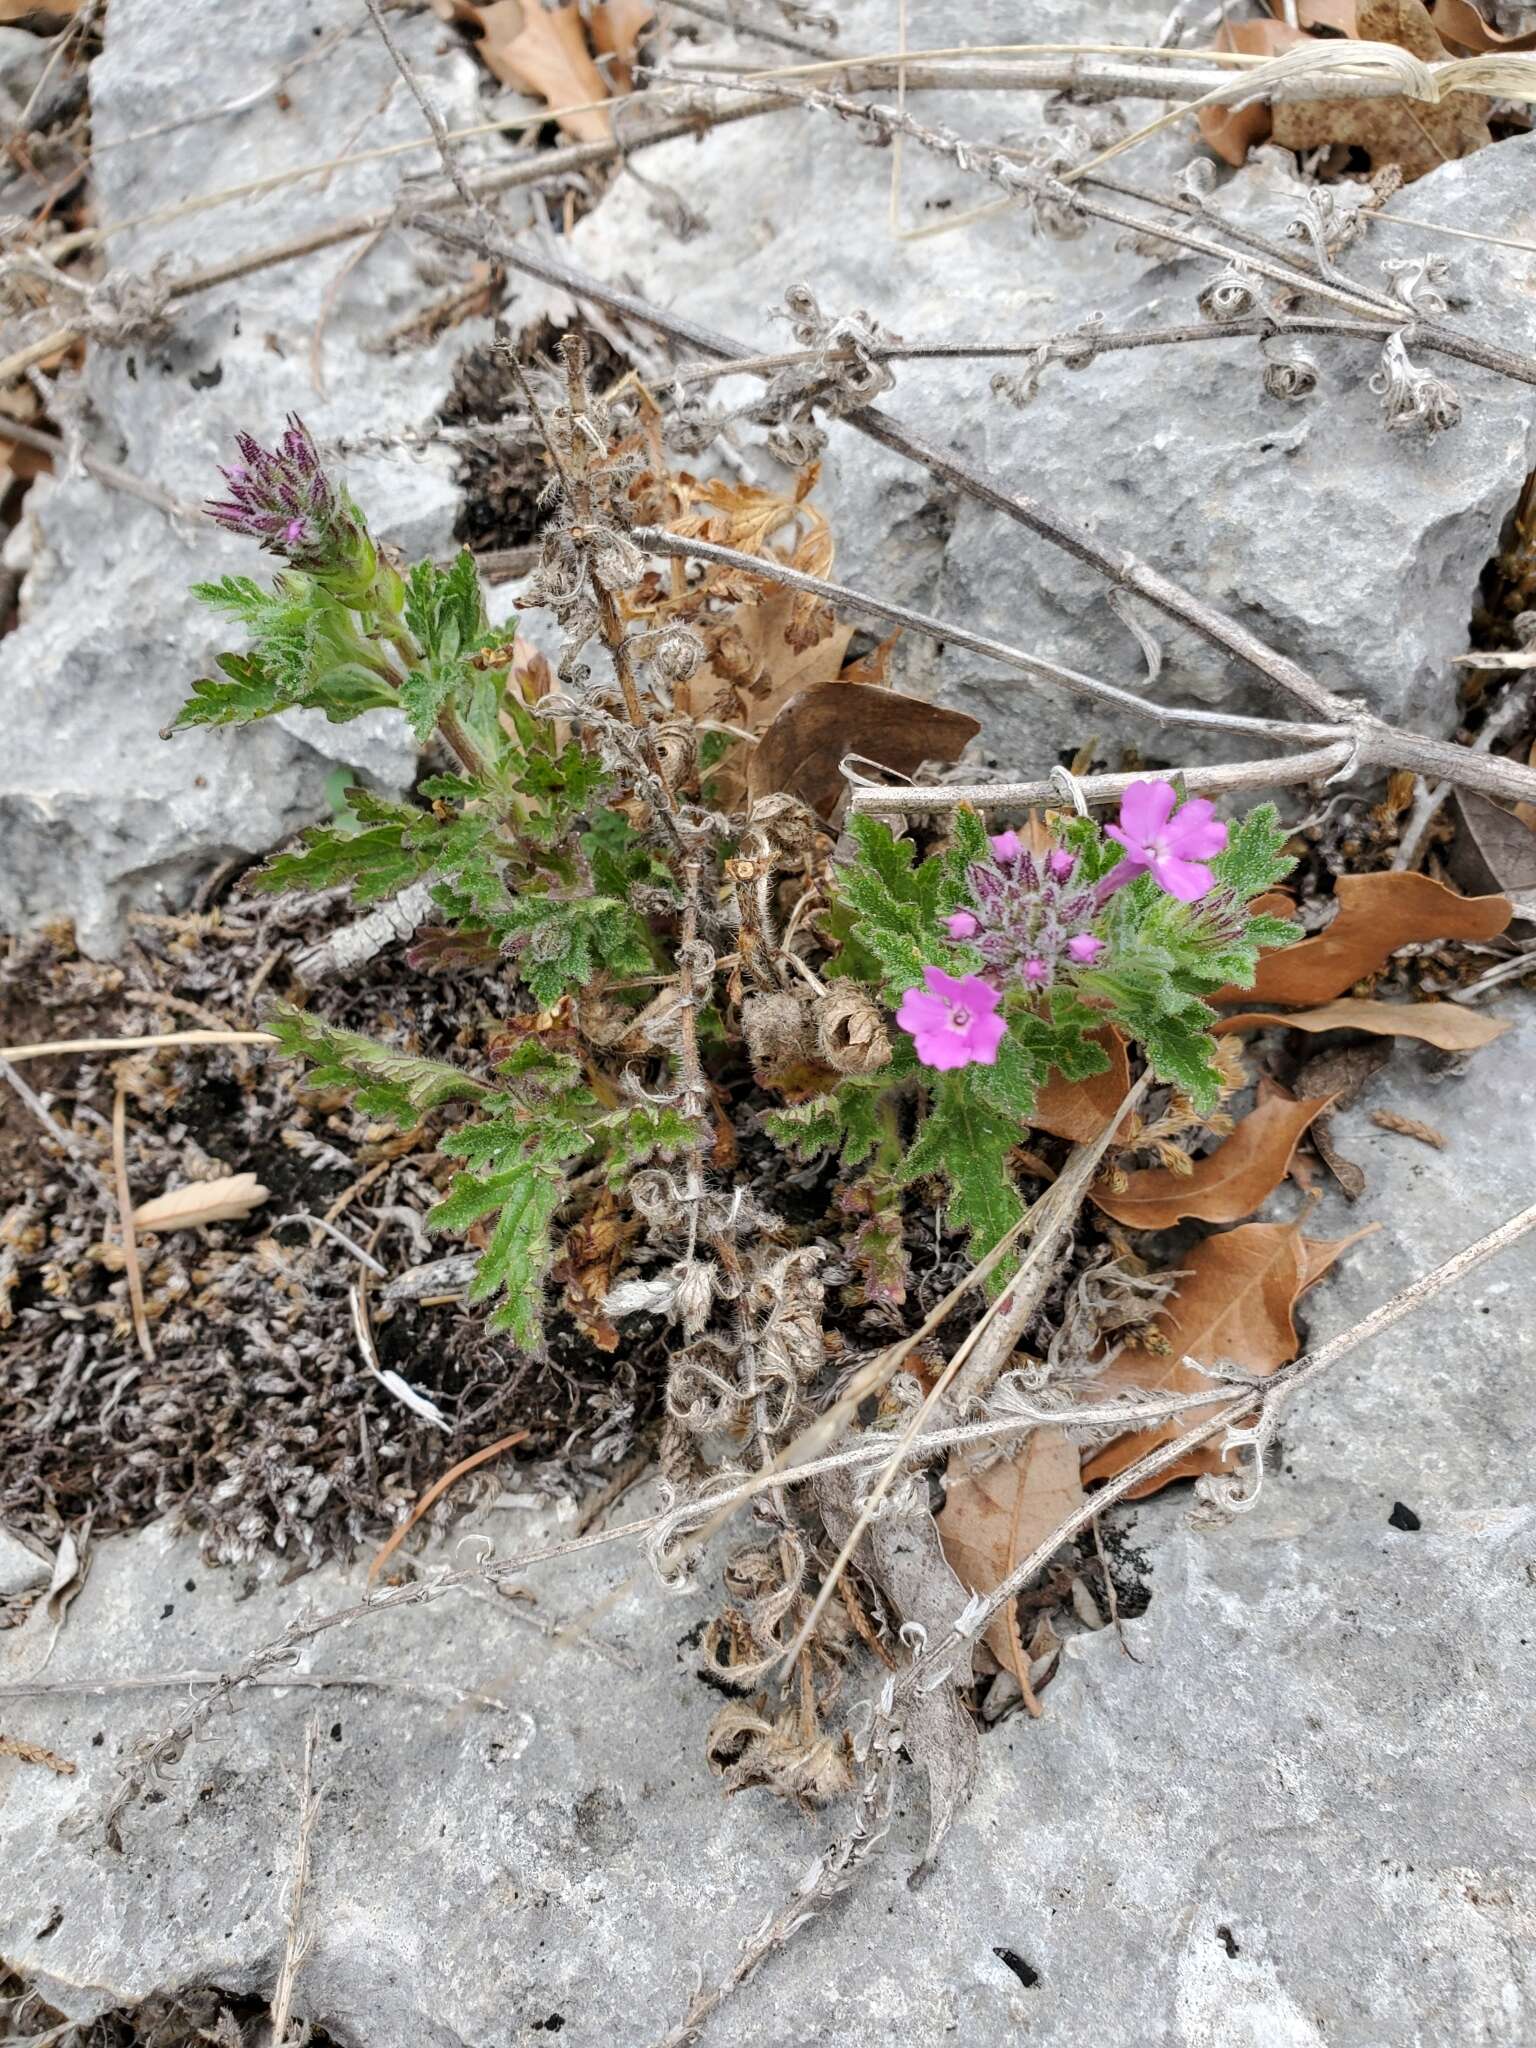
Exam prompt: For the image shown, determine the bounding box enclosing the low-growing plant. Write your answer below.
[182,415,1295,1333]
[171,378,1297,1799]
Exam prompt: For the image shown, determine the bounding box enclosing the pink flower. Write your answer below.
[989,830,1023,865]
[1102,780,1228,903]
[895,968,1006,1071]
[945,909,980,940]
[1067,932,1105,964]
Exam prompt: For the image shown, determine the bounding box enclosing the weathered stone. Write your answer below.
[0,1525,50,1599]
[0,0,498,954]
[2,1005,1532,2048]
[551,3,1536,774]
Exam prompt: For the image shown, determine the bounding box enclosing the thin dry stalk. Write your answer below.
[269,1714,322,2048]
[412,216,1536,812]
[0,1029,275,1061]
[367,1430,530,1584]
[110,1077,155,1366]
[775,1072,1150,1675]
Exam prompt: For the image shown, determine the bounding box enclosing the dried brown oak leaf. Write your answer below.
[1201,0,1493,176]
[1092,1093,1329,1230]
[1031,1027,1132,1145]
[1216,996,1509,1051]
[1271,0,1493,181]
[1450,790,1536,898]
[747,682,979,822]
[1081,1219,1368,1497]
[938,1426,1085,1718]
[1215,873,1511,1005]
[437,0,615,142]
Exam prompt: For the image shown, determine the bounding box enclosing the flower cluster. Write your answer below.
[896,781,1232,1072]
[946,830,1105,995]
[207,416,379,605]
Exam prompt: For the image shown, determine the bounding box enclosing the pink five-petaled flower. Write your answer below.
[895,967,1007,1072]
[1103,780,1228,903]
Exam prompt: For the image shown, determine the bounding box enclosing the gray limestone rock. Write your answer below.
[2,1004,1532,2048]
[549,2,1536,772]
[0,0,498,954]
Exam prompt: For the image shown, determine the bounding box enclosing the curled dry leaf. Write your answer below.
[438,0,613,142]
[1092,1094,1329,1231]
[1082,1220,1371,1497]
[937,1427,1085,1718]
[1203,0,1493,175]
[746,682,980,822]
[134,1172,270,1232]
[1450,790,1536,899]
[1216,996,1510,1052]
[1218,873,1512,1006]
[1031,1027,1131,1145]
[1269,1,1492,183]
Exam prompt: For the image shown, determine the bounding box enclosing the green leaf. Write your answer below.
[763,1070,890,1169]
[428,1046,599,1345]
[404,550,486,665]
[267,1005,491,1126]
[836,816,951,999]
[1138,1006,1223,1112]
[1210,804,1296,900]
[595,1102,701,1185]
[896,1071,1026,1272]
[171,651,293,731]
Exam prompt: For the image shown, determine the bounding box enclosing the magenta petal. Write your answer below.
[1103,823,1143,860]
[1149,853,1213,902]
[896,988,948,1035]
[1116,779,1176,842]
[921,966,971,1006]
[989,830,1023,864]
[967,1010,1007,1064]
[919,1030,973,1071]
[1168,800,1229,860]
[945,910,980,939]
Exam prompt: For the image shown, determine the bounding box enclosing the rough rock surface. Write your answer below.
[0,0,498,954]
[3,1005,1532,2047]
[552,0,1536,765]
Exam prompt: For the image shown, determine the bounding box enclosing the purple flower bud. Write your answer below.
[1048,848,1076,881]
[945,910,980,939]
[1023,956,1050,985]
[1067,933,1105,964]
[989,830,1023,865]
[205,414,366,587]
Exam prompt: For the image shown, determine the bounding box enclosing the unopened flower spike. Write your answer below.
[207,415,394,614]
[943,825,1107,996]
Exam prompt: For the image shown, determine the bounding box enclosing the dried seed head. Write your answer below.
[741,988,815,1071]
[650,720,698,792]
[1198,261,1262,325]
[650,622,706,685]
[814,983,892,1076]
[672,1257,716,1336]
[745,791,818,858]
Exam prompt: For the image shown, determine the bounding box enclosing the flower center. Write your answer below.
[949,1005,971,1029]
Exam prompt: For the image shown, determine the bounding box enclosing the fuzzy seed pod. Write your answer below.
[814,984,891,1076]
[650,623,705,685]
[746,792,817,858]
[741,988,815,1072]
[650,720,698,793]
